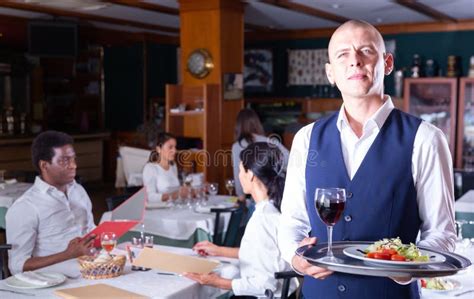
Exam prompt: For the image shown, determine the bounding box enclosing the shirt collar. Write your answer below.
[34,176,76,194]
[336,95,395,133]
[255,199,271,212]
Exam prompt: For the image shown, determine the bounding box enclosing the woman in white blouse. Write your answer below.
[184,142,296,298]
[142,132,183,202]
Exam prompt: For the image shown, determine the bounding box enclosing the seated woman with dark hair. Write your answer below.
[142,132,185,202]
[184,142,297,298]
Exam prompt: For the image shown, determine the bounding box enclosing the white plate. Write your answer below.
[422,278,462,293]
[5,272,66,289]
[343,245,446,266]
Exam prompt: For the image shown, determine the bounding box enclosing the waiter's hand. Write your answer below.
[292,237,333,280]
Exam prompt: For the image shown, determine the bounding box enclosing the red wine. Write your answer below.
[316,201,345,226]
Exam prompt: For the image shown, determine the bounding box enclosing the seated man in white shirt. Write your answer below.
[6,130,96,275]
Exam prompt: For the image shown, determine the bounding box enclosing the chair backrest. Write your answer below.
[265,270,303,299]
[0,244,12,280]
[105,194,131,211]
[118,146,151,186]
[211,206,244,247]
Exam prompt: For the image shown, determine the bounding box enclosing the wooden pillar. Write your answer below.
[179,0,244,86]
[179,0,245,185]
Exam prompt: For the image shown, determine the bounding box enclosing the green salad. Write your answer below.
[365,237,429,262]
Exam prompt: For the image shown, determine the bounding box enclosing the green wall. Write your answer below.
[246,30,474,97]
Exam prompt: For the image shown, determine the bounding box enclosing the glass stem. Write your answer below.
[327,225,334,257]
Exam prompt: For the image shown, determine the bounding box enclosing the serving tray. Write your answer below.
[296,241,472,278]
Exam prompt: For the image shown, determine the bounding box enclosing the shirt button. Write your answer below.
[338,284,346,292]
[347,192,353,199]
[344,215,352,222]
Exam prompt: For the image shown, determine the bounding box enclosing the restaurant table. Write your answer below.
[100,195,237,248]
[0,182,32,229]
[0,245,238,298]
[420,243,474,299]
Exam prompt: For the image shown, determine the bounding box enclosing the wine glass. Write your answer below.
[183,174,194,209]
[207,182,218,204]
[314,188,346,262]
[101,232,117,256]
[225,178,235,196]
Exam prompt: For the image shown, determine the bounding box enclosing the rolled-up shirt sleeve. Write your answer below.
[6,201,39,274]
[278,124,313,264]
[414,123,456,252]
[142,163,163,202]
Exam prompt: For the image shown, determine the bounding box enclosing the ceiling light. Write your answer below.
[331,4,341,9]
[376,18,383,23]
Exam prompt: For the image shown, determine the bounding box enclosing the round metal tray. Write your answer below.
[296,241,472,278]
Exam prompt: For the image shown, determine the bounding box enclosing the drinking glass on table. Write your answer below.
[314,188,346,262]
[0,169,5,189]
[225,178,235,196]
[207,182,218,203]
[184,175,194,209]
[101,232,117,255]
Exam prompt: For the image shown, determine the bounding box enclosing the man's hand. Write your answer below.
[292,237,333,280]
[63,234,96,259]
[183,272,231,289]
[192,241,221,257]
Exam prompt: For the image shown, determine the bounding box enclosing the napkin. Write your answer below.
[5,178,17,184]
[194,204,226,213]
[15,271,64,286]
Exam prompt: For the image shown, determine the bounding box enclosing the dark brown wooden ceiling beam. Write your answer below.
[259,0,348,24]
[395,0,457,23]
[245,22,274,31]
[0,2,179,33]
[102,0,179,16]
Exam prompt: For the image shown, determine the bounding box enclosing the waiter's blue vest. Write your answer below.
[303,109,422,299]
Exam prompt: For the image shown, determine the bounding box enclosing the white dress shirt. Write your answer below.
[232,200,296,297]
[6,177,95,274]
[232,134,289,197]
[278,97,457,264]
[142,162,180,202]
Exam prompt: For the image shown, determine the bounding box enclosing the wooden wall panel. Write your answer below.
[0,135,106,182]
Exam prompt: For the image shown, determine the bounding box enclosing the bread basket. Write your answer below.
[77,254,126,279]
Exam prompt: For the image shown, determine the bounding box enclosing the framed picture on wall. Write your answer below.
[244,49,273,92]
[223,73,243,100]
[288,49,329,86]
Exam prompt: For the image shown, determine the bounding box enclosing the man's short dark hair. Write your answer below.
[31,130,74,173]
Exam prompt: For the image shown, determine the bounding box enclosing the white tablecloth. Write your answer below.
[0,245,237,299]
[0,182,32,208]
[101,195,236,240]
[421,245,474,299]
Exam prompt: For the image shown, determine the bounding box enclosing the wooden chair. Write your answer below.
[0,244,12,280]
[211,206,244,247]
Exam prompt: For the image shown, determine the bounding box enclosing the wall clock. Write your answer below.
[186,48,214,79]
